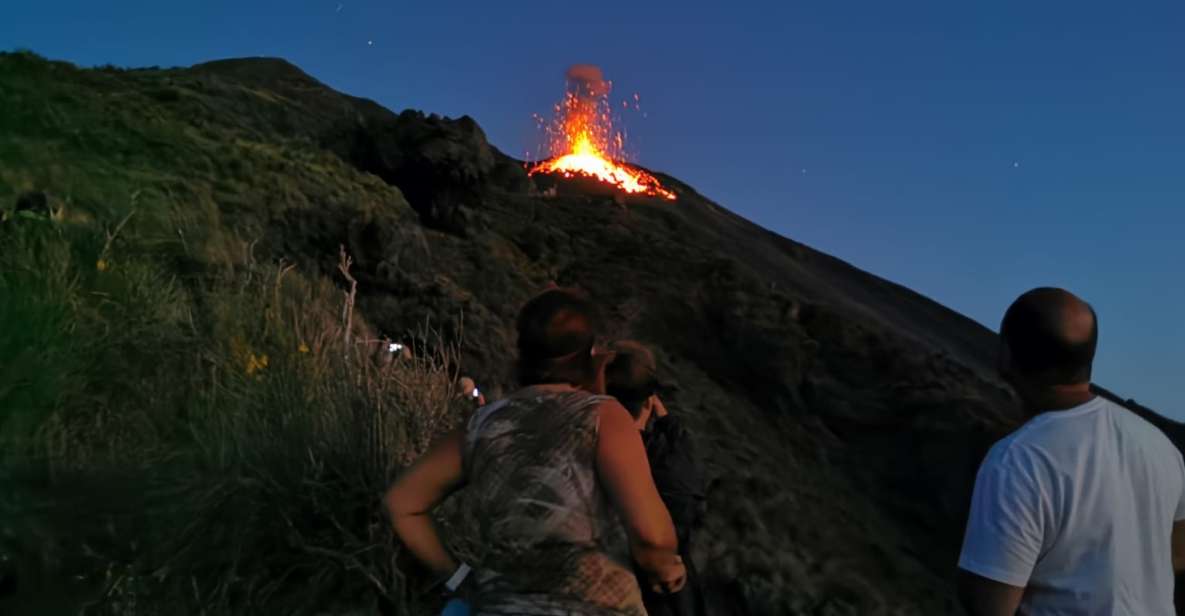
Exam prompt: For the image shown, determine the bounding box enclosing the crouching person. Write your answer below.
[606,340,708,616]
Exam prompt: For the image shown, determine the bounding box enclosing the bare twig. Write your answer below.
[99,209,137,261]
[338,246,358,358]
[299,545,389,595]
[177,227,190,256]
[264,261,296,337]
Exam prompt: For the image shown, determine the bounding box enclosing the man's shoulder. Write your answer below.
[988,397,1183,471]
[981,429,1038,472]
[1001,397,1111,448]
[1104,396,1170,432]
[1103,398,1184,459]
[980,416,1070,480]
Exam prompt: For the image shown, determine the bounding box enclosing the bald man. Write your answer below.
[958,288,1185,616]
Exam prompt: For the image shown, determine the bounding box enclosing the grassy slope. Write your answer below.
[0,51,472,614]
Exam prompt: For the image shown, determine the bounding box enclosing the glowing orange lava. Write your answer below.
[529,73,676,201]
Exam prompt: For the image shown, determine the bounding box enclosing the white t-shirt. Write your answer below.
[959,396,1185,615]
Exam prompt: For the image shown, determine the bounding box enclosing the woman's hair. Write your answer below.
[604,341,658,416]
[515,288,598,387]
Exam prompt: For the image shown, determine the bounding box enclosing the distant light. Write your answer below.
[367,40,374,46]
[1013,161,1020,168]
[388,343,404,354]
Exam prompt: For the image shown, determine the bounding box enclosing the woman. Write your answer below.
[386,288,685,614]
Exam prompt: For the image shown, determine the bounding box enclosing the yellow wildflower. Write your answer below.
[298,342,310,354]
[245,352,269,376]
[96,259,109,272]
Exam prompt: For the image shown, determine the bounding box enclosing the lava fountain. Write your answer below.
[529,65,676,201]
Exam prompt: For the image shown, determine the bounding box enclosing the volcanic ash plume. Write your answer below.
[529,65,675,200]
[565,64,611,98]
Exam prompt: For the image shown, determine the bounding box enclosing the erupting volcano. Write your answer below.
[529,65,677,201]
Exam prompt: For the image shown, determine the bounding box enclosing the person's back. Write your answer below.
[962,396,1184,614]
[641,407,706,550]
[463,385,646,614]
[386,288,684,616]
[605,341,707,616]
[958,287,1185,616]
[635,403,707,616]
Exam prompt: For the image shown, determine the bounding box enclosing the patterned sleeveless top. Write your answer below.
[462,385,646,616]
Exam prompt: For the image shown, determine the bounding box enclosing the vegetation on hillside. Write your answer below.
[1,51,473,614]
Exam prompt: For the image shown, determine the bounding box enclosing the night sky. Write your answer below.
[5,1,1183,417]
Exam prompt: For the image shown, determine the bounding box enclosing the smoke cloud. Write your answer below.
[566,64,611,99]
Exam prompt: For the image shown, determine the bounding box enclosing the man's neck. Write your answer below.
[1025,384,1096,416]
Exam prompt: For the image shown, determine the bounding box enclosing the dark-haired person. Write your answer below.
[958,287,1185,616]
[605,341,707,616]
[385,288,685,615]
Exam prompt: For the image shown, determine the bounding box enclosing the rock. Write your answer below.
[329,110,496,236]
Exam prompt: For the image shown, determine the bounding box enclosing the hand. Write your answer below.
[589,348,617,395]
[648,555,686,595]
[651,395,669,418]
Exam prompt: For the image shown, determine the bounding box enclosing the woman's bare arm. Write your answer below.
[596,398,686,592]
[384,427,466,578]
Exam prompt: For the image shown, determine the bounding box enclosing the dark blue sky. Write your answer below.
[6,1,1183,417]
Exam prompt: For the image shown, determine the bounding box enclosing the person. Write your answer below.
[385,288,685,615]
[957,287,1185,615]
[605,341,707,616]
[458,376,487,407]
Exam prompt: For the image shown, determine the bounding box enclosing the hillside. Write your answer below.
[1,52,1177,615]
